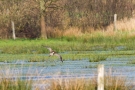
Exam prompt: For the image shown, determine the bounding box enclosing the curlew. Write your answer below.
[45,46,63,62]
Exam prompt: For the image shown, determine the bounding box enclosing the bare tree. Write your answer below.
[36,0,60,39]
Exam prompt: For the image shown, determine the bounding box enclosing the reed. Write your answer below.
[47,77,96,90]
[46,75,134,90]
[0,65,32,90]
[0,79,32,90]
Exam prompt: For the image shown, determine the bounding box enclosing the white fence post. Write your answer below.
[97,64,104,90]
[114,14,117,31]
[11,21,16,40]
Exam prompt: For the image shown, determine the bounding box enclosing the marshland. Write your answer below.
[1,0,135,90]
[1,31,135,89]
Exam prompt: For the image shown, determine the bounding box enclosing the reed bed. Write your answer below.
[0,79,32,90]
[0,65,32,90]
[45,74,134,90]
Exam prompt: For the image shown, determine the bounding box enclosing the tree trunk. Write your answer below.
[40,15,47,39]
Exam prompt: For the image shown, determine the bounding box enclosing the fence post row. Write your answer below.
[98,64,104,90]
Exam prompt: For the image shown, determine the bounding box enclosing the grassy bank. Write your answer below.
[0,30,135,54]
[0,30,135,62]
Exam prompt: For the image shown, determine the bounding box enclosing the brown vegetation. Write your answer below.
[36,75,133,90]
[0,0,134,39]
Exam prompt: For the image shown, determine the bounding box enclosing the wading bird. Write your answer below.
[45,46,63,62]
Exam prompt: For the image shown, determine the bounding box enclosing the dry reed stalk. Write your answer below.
[46,27,63,38]
[46,78,89,90]
[63,27,83,37]
[106,17,135,35]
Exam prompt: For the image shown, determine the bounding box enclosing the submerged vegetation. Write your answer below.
[89,55,108,62]
[0,50,135,63]
[127,59,135,64]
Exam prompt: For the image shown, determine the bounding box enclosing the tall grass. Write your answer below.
[47,78,96,90]
[0,79,32,90]
[0,65,32,90]
[46,75,134,90]
[106,17,135,32]
[0,69,133,90]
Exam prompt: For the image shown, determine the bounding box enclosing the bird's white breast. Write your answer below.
[50,52,54,56]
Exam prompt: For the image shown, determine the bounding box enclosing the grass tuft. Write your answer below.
[89,55,108,62]
[0,79,32,90]
[127,59,135,64]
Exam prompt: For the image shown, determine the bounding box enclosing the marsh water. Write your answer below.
[0,50,135,89]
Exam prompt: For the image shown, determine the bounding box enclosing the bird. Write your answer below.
[45,46,63,62]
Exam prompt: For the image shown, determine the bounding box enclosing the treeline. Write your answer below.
[0,0,134,38]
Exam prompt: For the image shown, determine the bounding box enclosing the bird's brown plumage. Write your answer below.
[45,46,63,62]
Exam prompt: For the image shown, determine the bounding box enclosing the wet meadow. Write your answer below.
[0,31,135,90]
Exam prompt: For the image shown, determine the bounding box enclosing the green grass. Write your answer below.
[0,32,135,54]
[127,59,135,64]
[0,49,135,63]
[89,54,108,62]
[0,32,135,62]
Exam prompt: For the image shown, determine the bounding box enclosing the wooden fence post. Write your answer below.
[11,21,16,40]
[114,14,117,31]
[97,64,104,90]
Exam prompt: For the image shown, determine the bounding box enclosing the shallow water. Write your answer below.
[0,50,135,89]
[0,55,135,79]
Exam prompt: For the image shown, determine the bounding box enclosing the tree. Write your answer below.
[37,0,60,39]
